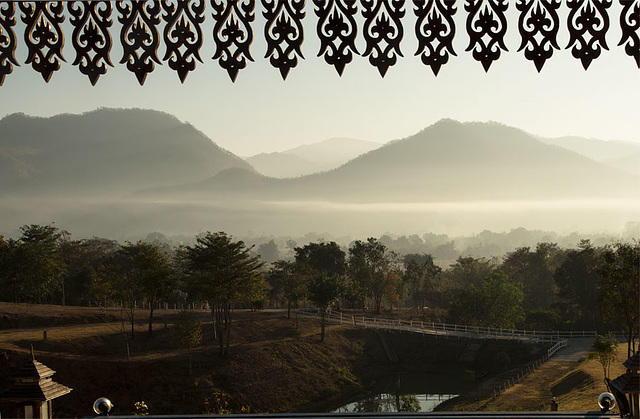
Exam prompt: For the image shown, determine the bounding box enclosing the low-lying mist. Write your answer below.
[1,196,637,241]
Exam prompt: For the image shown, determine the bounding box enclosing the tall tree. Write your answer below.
[501,243,563,311]
[181,232,266,356]
[403,254,442,313]
[173,310,202,376]
[587,333,618,388]
[448,256,495,289]
[554,240,601,328]
[268,260,306,319]
[295,241,346,341]
[449,272,524,329]
[123,241,176,336]
[11,224,68,304]
[597,242,639,358]
[348,238,398,314]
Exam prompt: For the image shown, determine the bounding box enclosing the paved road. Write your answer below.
[553,338,594,362]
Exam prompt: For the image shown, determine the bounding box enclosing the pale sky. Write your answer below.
[1,2,638,157]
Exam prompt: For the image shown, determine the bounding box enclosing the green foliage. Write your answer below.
[553,240,601,328]
[6,224,68,304]
[268,260,306,318]
[399,395,421,412]
[173,310,202,376]
[203,391,253,415]
[501,243,563,311]
[449,272,524,329]
[403,254,442,312]
[347,238,400,313]
[173,310,202,349]
[180,232,266,356]
[588,333,618,386]
[447,256,495,289]
[596,241,639,358]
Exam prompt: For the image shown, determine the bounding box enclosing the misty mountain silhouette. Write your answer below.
[0,108,252,196]
[152,119,638,202]
[246,138,382,178]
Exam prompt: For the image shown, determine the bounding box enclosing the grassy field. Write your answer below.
[1,302,624,416]
[441,342,630,413]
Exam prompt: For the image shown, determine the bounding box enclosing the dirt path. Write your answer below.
[553,338,594,362]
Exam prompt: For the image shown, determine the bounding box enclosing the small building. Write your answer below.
[0,354,72,419]
[608,351,639,418]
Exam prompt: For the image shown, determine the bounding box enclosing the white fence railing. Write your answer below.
[294,308,608,344]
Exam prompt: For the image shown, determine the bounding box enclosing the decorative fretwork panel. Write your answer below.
[618,0,640,68]
[211,0,255,82]
[0,0,637,86]
[315,0,359,76]
[68,1,114,85]
[361,0,405,77]
[516,0,561,72]
[465,0,509,72]
[566,0,611,70]
[414,0,457,76]
[0,2,19,86]
[263,0,305,80]
[162,0,205,83]
[117,0,162,86]
[19,1,66,82]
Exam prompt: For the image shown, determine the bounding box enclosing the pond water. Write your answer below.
[332,372,472,413]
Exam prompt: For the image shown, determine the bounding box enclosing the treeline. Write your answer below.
[0,224,638,356]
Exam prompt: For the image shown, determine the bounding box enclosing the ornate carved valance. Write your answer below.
[0,0,638,86]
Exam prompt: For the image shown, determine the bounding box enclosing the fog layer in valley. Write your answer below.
[1,108,638,241]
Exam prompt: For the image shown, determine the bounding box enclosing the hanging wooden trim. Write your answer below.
[161,0,205,83]
[117,1,162,86]
[516,0,560,72]
[19,1,66,82]
[211,0,255,82]
[465,0,508,72]
[68,1,113,86]
[618,0,639,68]
[0,2,19,86]
[314,0,359,76]
[263,0,305,80]
[414,0,457,76]
[566,0,611,70]
[362,0,405,78]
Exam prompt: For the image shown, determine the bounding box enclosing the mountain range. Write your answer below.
[1,108,637,238]
[146,118,638,202]
[245,138,382,178]
[0,108,251,196]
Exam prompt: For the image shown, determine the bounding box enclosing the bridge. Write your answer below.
[293,308,610,360]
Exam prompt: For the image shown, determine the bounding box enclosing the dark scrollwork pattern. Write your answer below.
[68,1,113,86]
[162,0,205,83]
[263,0,305,80]
[117,1,162,85]
[362,0,405,77]
[414,0,456,76]
[314,0,359,76]
[516,0,560,72]
[211,0,255,82]
[566,0,611,70]
[0,2,18,86]
[19,2,66,82]
[618,0,639,68]
[465,0,508,72]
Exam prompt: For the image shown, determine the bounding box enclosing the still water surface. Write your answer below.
[333,372,472,413]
